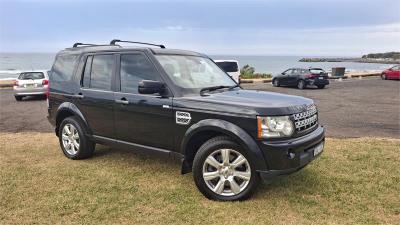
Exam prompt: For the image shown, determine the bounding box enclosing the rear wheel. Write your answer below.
[297,80,306,89]
[15,96,23,101]
[193,136,260,201]
[381,73,387,80]
[272,79,280,87]
[58,116,95,159]
[317,85,325,89]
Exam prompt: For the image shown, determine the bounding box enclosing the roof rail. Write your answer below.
[110,39,165,49]
[72,43,99,48]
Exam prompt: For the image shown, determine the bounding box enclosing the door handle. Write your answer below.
[115,98,129,105]
[72,93,84,99]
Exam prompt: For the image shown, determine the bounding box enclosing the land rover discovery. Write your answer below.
[47,40,325,201]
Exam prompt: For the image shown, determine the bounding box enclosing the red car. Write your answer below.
[381,65,400,80]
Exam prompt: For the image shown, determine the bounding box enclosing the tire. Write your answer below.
[297,80,306,89]
[272,79,280,87]
[15,96,23,101]
[58,116,95,160]
[381,73,387,80]
[317,85,325,89]
[192,136,260,201]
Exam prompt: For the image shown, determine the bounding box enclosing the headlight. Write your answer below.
[257,116,294,138]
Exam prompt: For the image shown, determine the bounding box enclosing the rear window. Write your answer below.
[18,72,44,80]
[215,61,239,73]
[309,68,326,74]
[50,54,79,82]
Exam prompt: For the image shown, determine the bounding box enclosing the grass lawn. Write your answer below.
[1,132,399,225]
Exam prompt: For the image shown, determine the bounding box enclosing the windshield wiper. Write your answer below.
[228,84,240,90]
[200,85,238,95]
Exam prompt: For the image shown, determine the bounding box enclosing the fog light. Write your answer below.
[287,149,295,159]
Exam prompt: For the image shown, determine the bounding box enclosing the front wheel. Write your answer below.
[193,136,260,201]
[297,80,306,89]
[272,79,280,87]
[381,73,387,80]
[58,116,95,159]
[15,96,23,101]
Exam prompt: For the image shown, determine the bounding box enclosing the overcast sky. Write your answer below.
[0,0,399,56]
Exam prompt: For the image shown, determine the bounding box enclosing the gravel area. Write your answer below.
[0,77,399,138]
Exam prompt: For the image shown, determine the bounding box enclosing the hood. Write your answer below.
[177,89,314,116]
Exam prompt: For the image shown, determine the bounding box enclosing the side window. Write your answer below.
[89,55,114,91]
[82,56,93,87]
[50,54,78,82]
[283,69,292,75]
[120,54,161,94]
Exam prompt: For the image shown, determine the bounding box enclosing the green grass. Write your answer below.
[1,133,399,225]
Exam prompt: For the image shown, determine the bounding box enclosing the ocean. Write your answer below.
[0,53,395,79]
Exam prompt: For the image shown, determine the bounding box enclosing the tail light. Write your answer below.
[306,74,318,79]
[44,79,50,100]
[13,80,19,86]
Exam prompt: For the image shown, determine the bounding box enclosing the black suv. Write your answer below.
[272,68,329,89]
[47,40,325,201]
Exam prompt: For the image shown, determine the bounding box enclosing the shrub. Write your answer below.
[240,64,272,79]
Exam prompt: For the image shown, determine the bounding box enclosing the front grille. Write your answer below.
[293,104,318,132]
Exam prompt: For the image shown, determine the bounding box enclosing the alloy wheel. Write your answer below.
[202,149,251,196]
[61,123,80,155]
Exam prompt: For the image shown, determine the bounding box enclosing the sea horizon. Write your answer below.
[0,52,395,79]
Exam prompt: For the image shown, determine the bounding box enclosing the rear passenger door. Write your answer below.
[77,54,116,139]
[113,52,174,150]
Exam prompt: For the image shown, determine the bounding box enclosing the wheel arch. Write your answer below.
[55,102,91,136]
[180,119,268,174]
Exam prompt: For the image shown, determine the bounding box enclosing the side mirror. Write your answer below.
[138,80,165,95]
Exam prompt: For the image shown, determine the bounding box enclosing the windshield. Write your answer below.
[18,72,45,80]
[155,55,236,90]
[309,68,326,74]
[215,61,239,73]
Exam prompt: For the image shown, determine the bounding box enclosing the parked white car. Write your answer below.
[214,60,240,83]
[13,70,49,101]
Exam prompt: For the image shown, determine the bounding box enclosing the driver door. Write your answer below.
[113,52,174,150]
[280,69,292,85]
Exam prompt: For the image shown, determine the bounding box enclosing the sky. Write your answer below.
[0,0,399,56]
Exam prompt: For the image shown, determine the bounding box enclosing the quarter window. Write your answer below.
[50,54,78,82]
[120,54,161,94]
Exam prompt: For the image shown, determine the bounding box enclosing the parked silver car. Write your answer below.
[13,71,49,101]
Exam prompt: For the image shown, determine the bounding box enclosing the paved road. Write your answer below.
[0,78,399,138]
[242,78,400,138]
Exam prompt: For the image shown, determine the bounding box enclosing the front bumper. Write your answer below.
[257,125,325,181]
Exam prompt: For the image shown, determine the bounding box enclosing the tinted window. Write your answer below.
[82,56,93,87]
[51,54,78,82]
[283,69,292,75]
[120,54,161,94]
[90,55,114,91]
[18,72,44,80]
[215,61,239,72]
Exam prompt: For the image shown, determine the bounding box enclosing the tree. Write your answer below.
[240,64,255,76]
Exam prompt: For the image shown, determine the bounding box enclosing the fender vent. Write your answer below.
[176,111,191,125]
